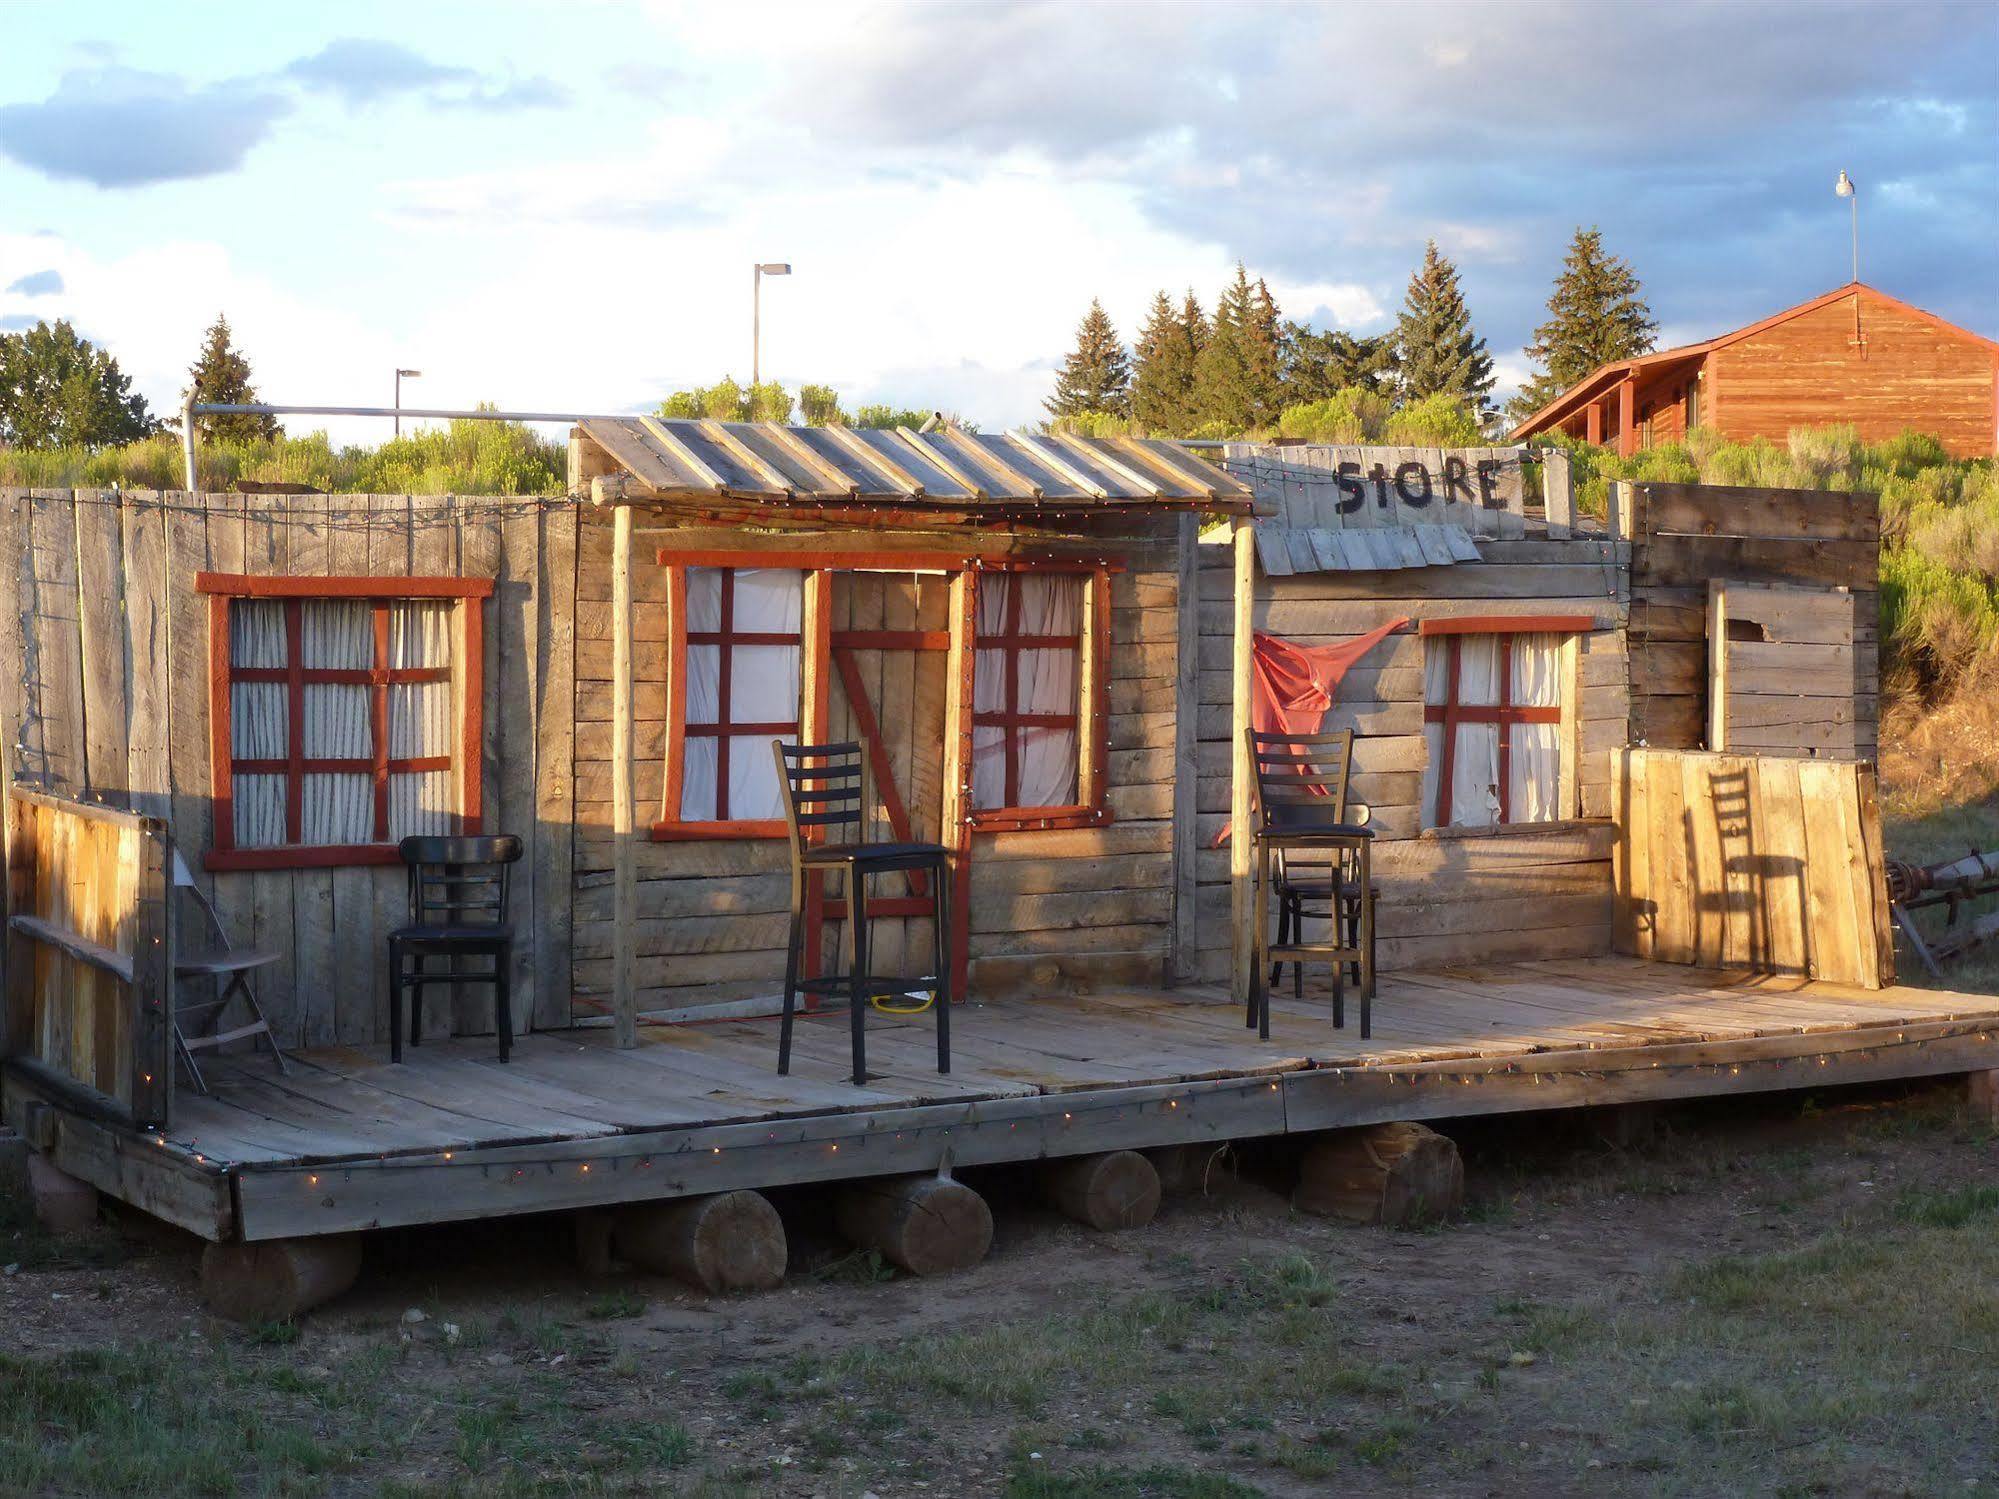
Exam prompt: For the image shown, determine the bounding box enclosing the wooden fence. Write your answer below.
[2,787,173,1125]
[1611,748,1892,988]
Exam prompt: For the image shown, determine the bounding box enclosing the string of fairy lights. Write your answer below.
[141,1022,1997,1181]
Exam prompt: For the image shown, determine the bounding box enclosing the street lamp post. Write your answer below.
[394,369,422,438]
[1834,171,1857,284]
[751,263,791,401]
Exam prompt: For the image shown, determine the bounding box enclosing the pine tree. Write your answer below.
[1130,290,1202,434]
[1244,277,1287,426]
[1191,264,1257,432]
[1045,299,1131,419]
[1283,325,1398,403]
[1510,227,1659,422]
[184,314,279,441]
[0,320,154,450]
[1394,241,1494,412]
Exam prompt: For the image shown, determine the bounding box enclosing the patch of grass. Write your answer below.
[1892,1184,1999,1228]
[248,1319,301,1346]
[1005,1459,1264,1497]
[583,1290,645,1320]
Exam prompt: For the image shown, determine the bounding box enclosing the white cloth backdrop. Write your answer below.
[680,568,802,822]
[387,602,454,840]
[1421,633,1563,829]
[228,600,288,847]
[972,573,1082,810]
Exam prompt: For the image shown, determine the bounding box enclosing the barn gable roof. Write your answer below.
[1506,282,1999,441]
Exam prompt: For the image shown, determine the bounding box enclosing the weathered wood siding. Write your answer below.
[1612,748,1893,987]
[0,489,575,1048]
[1191,532,1633,984]
[569,517,1185,1013]
[1623,482,1879,760]
[1707,289,1999,459]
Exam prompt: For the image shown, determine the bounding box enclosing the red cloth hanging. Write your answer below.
[1249,620,1410,738]
[1215,618,1410,844]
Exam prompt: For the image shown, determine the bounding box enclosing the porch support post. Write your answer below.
[799,570,833,984]
[1618,376,1638,457]
[1169,514,1200,983]
[1228,517,1257,1006]
[940,569,977,1001]
[611,503,638,1048]
[1584,399,1603,446]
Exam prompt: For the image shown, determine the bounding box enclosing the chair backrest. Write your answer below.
[399,834,523,930]
[170,848,232,949]
[772,740,869,862]
[1248,728,1356,831]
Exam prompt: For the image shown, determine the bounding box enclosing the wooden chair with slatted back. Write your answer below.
[171,852,289,1095]
[1247,728,1377,1040]
[389,835,523,1064]
[773,739,952,1086]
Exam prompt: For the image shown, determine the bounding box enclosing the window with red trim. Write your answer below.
[198,575,488,870]
[1421,620,1584,830]
[969,568,1109,830]
[659,566,803,836]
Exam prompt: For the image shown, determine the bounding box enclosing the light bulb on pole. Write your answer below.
[1834,171,1857,284]
[394,369,422,438]
[752,263,791,406]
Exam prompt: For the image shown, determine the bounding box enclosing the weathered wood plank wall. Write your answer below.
[568,515,1186,1013]
[1190,530,1633,984]
[1611,748,1893,987]
[1623,482,1879,759]
[0,489,574,1048]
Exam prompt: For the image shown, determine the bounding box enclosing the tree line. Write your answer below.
[1045,227,1658,440]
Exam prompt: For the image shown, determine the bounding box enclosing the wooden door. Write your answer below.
[815,571,952,982]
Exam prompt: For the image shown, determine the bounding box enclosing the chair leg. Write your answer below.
[777,886,803,1077]
[849,868,871,1086]
[174,1029,209,1095]
[931,855,951,1076]
[1291,897,1304,1000]
[494,945,513,1064]
[1269,898,1288,989]
[228,973,290,1076]
[389,941,405,1064]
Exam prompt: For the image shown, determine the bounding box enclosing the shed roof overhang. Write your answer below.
[576,418,1254,522]
[1507,347,1708,439]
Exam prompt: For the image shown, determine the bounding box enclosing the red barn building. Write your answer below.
[1509,282,1999,459]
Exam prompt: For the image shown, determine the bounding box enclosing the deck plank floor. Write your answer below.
[24,956,1993,1242]
[171,955,1999,1168]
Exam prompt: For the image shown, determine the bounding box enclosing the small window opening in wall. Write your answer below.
[1724,617,1769,643]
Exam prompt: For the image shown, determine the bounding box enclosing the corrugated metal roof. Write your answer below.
[578,418,1253,511]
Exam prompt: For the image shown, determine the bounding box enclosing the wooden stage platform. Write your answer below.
[7,957,1996,1244]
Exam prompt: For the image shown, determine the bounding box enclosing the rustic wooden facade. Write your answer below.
[1510,283,1999,458]
[2,434,1993,1299]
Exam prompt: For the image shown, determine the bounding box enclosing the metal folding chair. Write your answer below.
[170,852,289,1094]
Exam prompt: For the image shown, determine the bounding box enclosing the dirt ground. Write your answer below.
[3,1077,1995,1498]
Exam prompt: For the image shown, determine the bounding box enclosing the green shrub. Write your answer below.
[1381,393,1484,446]
[1275,387,1388,443]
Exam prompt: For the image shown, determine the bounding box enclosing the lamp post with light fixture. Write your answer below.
[394,369,422,438]
[752,262,790,404]
[1835,171,1857,284]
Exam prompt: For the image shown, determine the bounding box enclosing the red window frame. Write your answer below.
[654,563,805,841]
[968,563,1111,833]
[196,573,490,870]
[1419,615,1592,829]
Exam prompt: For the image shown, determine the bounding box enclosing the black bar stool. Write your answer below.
[389,834,523,1063]
[772,740,952,1085]
[1247,728,1377,1041]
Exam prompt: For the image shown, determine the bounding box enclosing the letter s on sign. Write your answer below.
[1334,461,1365,515]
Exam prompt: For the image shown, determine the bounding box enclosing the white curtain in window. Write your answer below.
[1509,633,1563,824]
[388,601,455,840]
[972,573,1082,809]
[680,568,802,821]
[300,600,372,845]
[1421,636,1502,829]
[229,600,287,847]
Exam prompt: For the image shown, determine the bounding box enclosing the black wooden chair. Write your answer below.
[772,740,952,1085]
[389,834,523,1064]
[170,852,289,1094]
[1248,728,1376,1041]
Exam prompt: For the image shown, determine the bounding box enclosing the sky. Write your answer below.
[1,0,1994,444]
